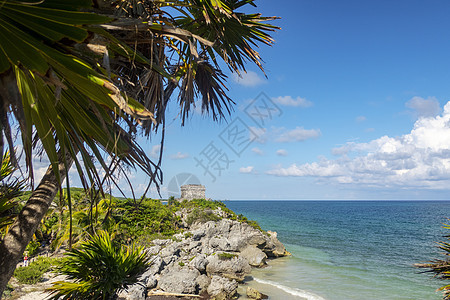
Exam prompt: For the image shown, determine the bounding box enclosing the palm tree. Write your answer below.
[0,0,279,294]
[416,223,450,299]
[0,151,25,232]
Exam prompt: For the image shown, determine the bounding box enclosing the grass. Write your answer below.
[13,256,56,284]
[186,208,221,225]
[217,252,238,260]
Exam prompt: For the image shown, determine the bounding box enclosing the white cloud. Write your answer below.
[149,144,161,159]
[251,147,264,155]
[275,127,321,143]
[250,126,321,144]
[273,96,313,108]
[239,166,254,174]
[276,149,288,156]
[267,101,450,189]
[232,71,266,87]
[170,152,189,160]
[406,96,441,118]
[356,116,366,122]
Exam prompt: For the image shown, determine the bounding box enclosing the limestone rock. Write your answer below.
[209,237,235,251]
[145,256,163,277]
[239,245,267,267]
[146,245,161,256]
[146,276,157,289]
[157,267,200,294]
[152,239,170,246]
[190,254,208,272]
[117,283,146,300]
[191,228,206,241]
[264,231,288,257]
[247,287,263,299]
[196,274,211,293]
[206,253,251,282]
[207,275,238,299]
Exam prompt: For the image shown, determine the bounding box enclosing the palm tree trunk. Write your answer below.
[0,153,73,296]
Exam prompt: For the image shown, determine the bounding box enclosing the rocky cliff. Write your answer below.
[118,206,289,300]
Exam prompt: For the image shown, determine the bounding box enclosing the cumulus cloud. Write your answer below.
[406,96,441,118]
[275,127,321,143]
[239,166,254,174]
[267,101,450,189]
[273,96,313,108]
[149,144,161,159]
[276,149,288,156]
[232,71,266,87]
[251,147,264,155]
[170,152,189,160]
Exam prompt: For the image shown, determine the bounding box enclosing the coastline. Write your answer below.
[7,200,289,300]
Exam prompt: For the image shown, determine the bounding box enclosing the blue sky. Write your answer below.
[32,1,450,200]
[146,0,450,200]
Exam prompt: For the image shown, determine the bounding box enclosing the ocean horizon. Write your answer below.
[225,200,449,300]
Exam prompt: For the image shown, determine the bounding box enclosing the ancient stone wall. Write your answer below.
[180,184,206,201]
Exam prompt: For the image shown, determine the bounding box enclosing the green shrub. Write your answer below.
[218,252,237,260]
[14,266,42,284]
[186,208,221,225]
[180,199,227,210]
[13,256,53,284]
[115,199,180,240]
[47,230,150,300]
[237,214,264,232]
[25,240,41,256]
[178,261,185,267]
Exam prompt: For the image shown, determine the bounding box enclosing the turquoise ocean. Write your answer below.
[225,201,450,300]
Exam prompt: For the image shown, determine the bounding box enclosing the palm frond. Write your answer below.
[47,230,150,299]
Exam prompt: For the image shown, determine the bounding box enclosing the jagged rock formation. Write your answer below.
[118,208,289,300]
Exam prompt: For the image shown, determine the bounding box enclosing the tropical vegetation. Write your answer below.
[13,256,57,285]
[47,230,150,300]
[417,223,450,300]
[0,0,279,295]
[1,192,263,298]
[0,152,24,233]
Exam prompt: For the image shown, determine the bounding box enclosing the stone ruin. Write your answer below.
[179,184,206,201]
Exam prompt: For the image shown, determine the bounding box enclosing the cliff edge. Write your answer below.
[118,203,289,300]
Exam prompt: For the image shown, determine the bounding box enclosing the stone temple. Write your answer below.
[180,184,206,201]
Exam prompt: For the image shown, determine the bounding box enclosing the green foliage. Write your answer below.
[417,222,450,299]
[1,283,13,298]
[186,208,221,225]
[180,198,227,210]
[168,196,177,206]
[116,199,180,240]
[178,261,185,267]
[47,230,150,300]
[237,214,263,232]
[0,151,25,232]
[13,256,54,284]
[14,267,42,285]
[218,252,237,260]
[25,240,41,257]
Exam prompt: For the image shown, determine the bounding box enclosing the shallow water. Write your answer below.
[226,201,449,300]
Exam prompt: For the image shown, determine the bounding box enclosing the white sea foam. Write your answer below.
[253,277,327,300]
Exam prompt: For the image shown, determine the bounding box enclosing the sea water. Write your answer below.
[225,201,450,300]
